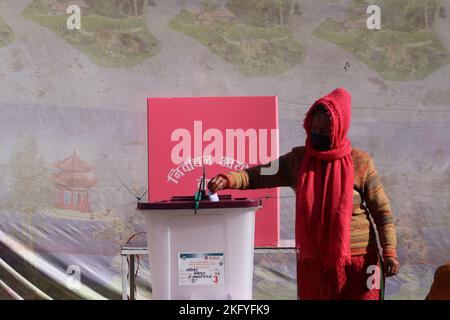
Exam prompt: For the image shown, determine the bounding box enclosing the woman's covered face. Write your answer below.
[310,111,332,150]
[311,113,331,136]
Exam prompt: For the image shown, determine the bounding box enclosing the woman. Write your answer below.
[208,87,400,300]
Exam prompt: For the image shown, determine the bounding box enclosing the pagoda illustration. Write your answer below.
[52,151,97,213]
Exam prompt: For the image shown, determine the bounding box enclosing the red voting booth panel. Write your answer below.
[147,97,280,246]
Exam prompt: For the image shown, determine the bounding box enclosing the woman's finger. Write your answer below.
[386,266,391,276]
[208,176,228,193]
[210,183,218,193]
[216,181,224,191]
[212,179,225,192]
[393,262,399,275]
[208,177,220,189]
[387,262,398,276]
[213,179,223,188]
[384,262,392,276]
[219,181,225,189]
[208,177,217,189]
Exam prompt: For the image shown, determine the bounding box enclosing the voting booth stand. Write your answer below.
[137,195,262,300]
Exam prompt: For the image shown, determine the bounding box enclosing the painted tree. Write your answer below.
[0,16,14,48]
[201,0,219,13]
[411,0,440,31]
[257,0,292,26]
[133,0,138,16]
[294,2,301,16]
[112,0,147,16]
[375,0,441,32]
[430,0,441,30]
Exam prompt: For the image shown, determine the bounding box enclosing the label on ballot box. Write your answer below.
[178,253,224,286]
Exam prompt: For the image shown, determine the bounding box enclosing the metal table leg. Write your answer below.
[121,247,148,300]
[130,255,136,300]
[121,255,128,300]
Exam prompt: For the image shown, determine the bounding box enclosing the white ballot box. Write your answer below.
[137,195,262,300]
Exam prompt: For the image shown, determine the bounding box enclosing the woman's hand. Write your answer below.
[383,257,400,277]
[207,175,229,193]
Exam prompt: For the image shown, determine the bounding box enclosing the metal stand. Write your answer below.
[120,240,295,300]
[121,246,149,300]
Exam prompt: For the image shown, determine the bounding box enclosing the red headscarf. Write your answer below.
[295,87,354,268]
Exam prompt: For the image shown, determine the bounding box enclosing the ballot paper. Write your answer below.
[208,192,219,202]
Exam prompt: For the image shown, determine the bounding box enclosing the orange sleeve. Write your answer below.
[363,155,398,259]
